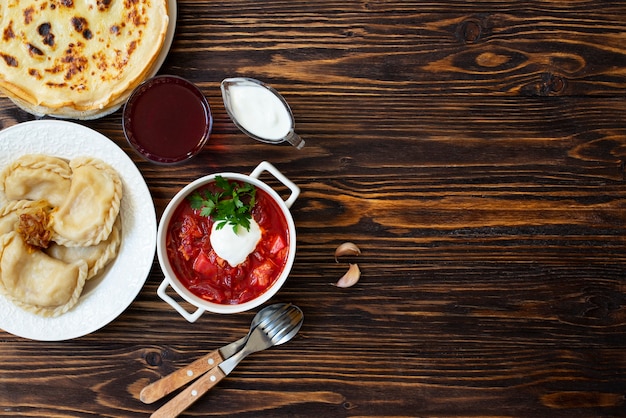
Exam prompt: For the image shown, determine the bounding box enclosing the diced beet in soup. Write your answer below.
[166,182,289,304]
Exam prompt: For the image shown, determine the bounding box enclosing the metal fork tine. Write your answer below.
[256,303,291,331]
[261,307,293,336]
[263,306,294,341]
[255,307,294,344]
[268,309,299,342]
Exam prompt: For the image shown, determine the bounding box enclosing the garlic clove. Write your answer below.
[334,263,360,288]
[334,242,361,262]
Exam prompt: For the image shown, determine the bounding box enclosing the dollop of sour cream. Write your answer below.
[210,218,262,267]
[228,84,292,140]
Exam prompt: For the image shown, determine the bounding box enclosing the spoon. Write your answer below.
[150,304,304,418]
[140,303,290,404]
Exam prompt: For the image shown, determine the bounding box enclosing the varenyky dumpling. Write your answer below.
[0,154,123,317]
[0,199,53,240]
[0,231,88,317]
[52,157,122,247]
[46,216,121,280]
[0,200,37,236]
[0,154,71,207]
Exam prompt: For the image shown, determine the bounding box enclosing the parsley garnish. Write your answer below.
[188,176,257,232]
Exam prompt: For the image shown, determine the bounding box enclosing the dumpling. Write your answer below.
[46,216,121,280]
[0,200,25,235]
[52,157,123,247]
[0,154,71,207]
[0,200,52,236]
[0,231,88,317]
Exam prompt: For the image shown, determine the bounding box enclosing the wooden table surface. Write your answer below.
[1,1,625,417]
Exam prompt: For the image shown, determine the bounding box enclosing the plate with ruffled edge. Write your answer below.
[0,120,156,341]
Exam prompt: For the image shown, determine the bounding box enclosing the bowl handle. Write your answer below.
[157,279,205,323]
[250,161,300,208]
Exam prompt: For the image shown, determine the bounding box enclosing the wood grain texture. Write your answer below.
[0,1,625,417]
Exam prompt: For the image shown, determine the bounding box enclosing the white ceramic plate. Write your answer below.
[11,0,178,120]
[0,120,157,341]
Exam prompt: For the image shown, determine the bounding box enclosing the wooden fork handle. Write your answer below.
[140,350,224,404]
[150,366,227,418]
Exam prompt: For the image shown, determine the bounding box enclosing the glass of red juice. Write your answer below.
[123,75,212,164]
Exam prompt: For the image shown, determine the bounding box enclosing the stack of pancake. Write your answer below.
[0,0,170,119]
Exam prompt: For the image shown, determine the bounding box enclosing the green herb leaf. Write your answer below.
[188,176,256,233]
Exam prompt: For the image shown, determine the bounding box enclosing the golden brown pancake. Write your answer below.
[0,0,169,118]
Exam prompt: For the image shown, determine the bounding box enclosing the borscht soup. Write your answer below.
[165,179,290,305]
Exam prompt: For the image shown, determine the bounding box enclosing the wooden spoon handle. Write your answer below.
[140,350,224,404]
[150,366,227,418]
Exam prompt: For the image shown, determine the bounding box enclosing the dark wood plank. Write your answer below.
[0,1,624,417]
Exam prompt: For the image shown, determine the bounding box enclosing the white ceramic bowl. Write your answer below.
[156,161,300,322]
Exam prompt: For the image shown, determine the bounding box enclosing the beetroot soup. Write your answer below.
[165,181,290,304]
